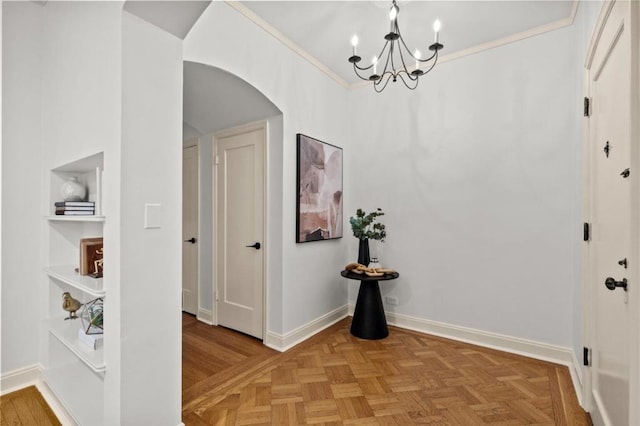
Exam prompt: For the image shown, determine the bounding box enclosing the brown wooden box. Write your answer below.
[80,237,103,276]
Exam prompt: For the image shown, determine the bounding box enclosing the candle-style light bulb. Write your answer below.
[373,56,378,75]
[389,4,398,33]
[433,18,441,43]
[389,6,397,21]
[351,34,359,56]
[415,49,421,71]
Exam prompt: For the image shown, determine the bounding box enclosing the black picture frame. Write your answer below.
[296,134,343,243]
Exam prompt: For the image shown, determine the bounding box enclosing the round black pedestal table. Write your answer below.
[341,270,400,340]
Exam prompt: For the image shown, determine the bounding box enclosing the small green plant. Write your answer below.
[349,208,386,241]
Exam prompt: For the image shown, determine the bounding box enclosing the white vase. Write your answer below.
[60,176,86,201]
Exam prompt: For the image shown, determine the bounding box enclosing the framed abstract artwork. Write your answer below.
[296,134,343,243]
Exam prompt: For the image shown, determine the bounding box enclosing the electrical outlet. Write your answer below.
[385,296,398,306]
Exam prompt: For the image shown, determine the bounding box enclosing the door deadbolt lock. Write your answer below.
[604,277,628,292]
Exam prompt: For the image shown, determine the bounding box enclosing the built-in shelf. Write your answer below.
[46,215,105,223]
[42,363,104,426]
[44,151,106,422]
[47,318,105,373]
[46,265,105,297]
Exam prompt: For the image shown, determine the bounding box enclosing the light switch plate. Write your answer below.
[144,203,162,229]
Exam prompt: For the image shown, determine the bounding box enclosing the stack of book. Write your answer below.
[55,201,95,216]
[78,328,104,351]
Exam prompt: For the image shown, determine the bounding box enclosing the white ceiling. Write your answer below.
[123,1,211,39]
[175,1,576,134]
[238,1,577,85]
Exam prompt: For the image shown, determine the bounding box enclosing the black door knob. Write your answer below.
[604,277,628,291]
[184,237,197,244]
[245,242,261,250]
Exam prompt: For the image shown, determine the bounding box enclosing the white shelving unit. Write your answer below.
[47,216,105,223]
[45,266,105,297]
[46,318,105,372]
[44,152,106,425]
[42,360,104,425]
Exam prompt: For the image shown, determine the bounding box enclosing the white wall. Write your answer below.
[120,11,182,425]
[2,3,182,424]
[1,1,44,374]
[183,122,201,142]
[347,19,585,349]
[39,4,124,422]
[184,1,349,335]
[41,2,122,167]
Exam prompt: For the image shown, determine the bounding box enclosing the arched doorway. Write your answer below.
[182,61,282,332]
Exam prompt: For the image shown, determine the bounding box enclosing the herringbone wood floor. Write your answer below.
[182,314,591,425]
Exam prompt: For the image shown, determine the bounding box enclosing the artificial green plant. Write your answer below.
[349,208,386,241]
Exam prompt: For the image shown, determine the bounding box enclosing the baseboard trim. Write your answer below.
[36,378,77,425]
[569,350,585,407]
[265,305,349,352]
[197,308,214,325]
[389,309,574,365]
[347,304,575,366]
[387,309,586,408]
[1,364,43,395]
[1,364,75,425]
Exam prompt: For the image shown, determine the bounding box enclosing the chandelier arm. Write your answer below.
[395,22,416,62]
[381,42,394,77]
[354,40,391,74]
[397,72,419,90]
[352,64,375,81]
[419,49,438,63]
[373,73,393,93]
[419,52,439,75]
[396,23,438,64]
[353,61,374,72]
[379,40,392,74]
[396,41,417,81]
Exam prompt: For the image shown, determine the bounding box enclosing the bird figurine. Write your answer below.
[62,292,82,320]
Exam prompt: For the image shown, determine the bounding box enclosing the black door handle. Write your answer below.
[245,242,261,250]
[184,237,197,244]
[605,277,628,291]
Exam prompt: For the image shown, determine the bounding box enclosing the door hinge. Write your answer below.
[583,347,591,366]
[583,222,590,241]
[584,97,591,117]
[621,168,630,178]
[215,155,220,165]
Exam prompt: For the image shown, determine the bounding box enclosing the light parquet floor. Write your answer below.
[182,316,591,425]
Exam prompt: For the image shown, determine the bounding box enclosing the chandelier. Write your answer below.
[348,0,443,92]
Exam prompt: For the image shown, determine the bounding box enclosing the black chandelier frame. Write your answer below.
[348,0,443,92]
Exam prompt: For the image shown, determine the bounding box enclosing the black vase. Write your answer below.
[358,239,370,266]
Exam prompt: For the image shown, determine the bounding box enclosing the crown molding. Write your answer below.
[227,0,580,91]
[225,0,350,88]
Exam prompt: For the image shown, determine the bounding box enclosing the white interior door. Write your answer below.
[585,2,637,424]
[182,143,199,315]
[215,122,265,339]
